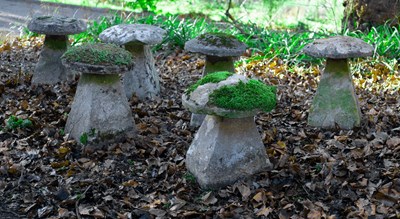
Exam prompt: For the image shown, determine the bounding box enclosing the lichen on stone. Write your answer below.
[62,43,133,66]
[209,79,277,112]
[198,33,238,48]
[186,71,234,94]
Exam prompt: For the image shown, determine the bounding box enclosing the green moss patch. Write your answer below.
[198,33,238,48]
[62,43,133,66]
[209,79,276,112]
[186,71,234,94]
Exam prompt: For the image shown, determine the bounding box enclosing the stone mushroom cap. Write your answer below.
[28,16,86,35]
[182,72,276,118]
[61,43,134,74]
[185,33,246,57]
[303,36,374,59]
[99,24,166,46]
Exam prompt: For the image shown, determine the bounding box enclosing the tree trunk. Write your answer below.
[343,0,400,31]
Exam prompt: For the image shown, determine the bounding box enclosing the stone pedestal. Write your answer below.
[186,115,272,189]
[32,35,68,84]
[308,59,361,129]
[124,44,160,100]
[65,74,136,142]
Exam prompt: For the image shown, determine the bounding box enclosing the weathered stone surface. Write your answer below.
[186,115,272,189]
[28,16,86,84]
[99,24,165,100]
[183,74,260,118]
[302,36,373,59]
[123,44,160,100]
[185,33,246,57]
[28,16,86,35]
[204,56,234,74]
[65,74,136,142]
[62,58,132,75]
[32,36,68,84]
[99,24,166,46]
[308,59,361,129]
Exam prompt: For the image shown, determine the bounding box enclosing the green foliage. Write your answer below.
[79,128,96,145]
[62,43,133,66]
[183,172,196,184]
[72,14,125,45]
[186,71,234,94]
[209,79,277,112]
[344,25,400,59]
[5,116,33,130]
[125,0,159,12]
[80,132,88,145]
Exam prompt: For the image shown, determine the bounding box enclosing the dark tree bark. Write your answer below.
[343,0,400,31]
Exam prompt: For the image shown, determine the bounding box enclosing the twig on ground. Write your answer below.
[75,185,92,219]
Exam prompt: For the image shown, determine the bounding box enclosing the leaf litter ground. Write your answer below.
[0,38,399,218]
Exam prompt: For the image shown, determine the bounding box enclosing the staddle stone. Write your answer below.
[303,36,373,129]
[100,24,166,100]
[28,16,86,84]
[62,43,136,143]
[183,72,276,189]
[186,115,272,189]
[185,33,246,127]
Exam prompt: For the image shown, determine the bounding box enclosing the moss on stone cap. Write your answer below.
[186,71,234,94]
[198,33,238,48]
[209,79,277,112]
[62,43,133,66]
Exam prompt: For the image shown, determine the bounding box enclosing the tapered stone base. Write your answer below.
[65,74,136,142]
[32,36,68,84]
[308,59,361,129]
[186,115,272,189]
[124,44,160,100]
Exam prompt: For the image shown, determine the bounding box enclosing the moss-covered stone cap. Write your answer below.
[61,43,134,74]
[28,16,86,35]
[185,33,246,57]
[182,72,276,118]
[303,36,373,59]
[99,24,166,46]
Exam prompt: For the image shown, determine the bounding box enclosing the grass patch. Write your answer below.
[209,79,277,112]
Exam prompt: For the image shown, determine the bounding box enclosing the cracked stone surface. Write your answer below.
[186,115,272,189]
[99,24,166,100]
[123,44,160,100]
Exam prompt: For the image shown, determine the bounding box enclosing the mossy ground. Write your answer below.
[209,79,277,112]
[186,71,234,94]
[62,43,133,66]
